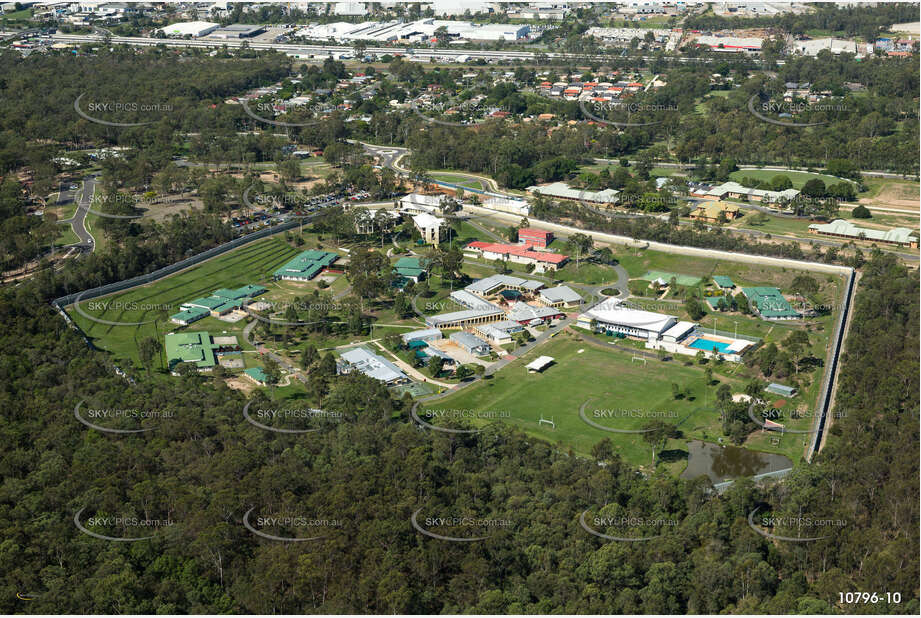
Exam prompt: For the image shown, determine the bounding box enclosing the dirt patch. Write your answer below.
[141,194,205,222]
[226,377,256,393]
[290,178,327,192]
[861,182,920,210]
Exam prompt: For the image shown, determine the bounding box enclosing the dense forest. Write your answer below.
[0,49,288,174]
[0,228,917,613]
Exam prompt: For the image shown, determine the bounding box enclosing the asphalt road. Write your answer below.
[58,176,97,252]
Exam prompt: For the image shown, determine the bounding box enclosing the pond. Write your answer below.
[680,440,793,484]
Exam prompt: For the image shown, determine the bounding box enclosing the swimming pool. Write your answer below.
[687,337,732,353]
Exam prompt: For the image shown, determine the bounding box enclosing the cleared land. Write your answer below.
[859,177,920,210]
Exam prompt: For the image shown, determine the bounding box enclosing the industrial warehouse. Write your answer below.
[294,18,531,44]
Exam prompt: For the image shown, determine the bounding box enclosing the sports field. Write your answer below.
[728,169,853,189]
[419,334,762,466]
[70,237,303,365]
[431,172,486,191]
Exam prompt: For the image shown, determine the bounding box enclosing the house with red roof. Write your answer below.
[464,241,569,272]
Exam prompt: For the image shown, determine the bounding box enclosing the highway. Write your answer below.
[45,31,762,65]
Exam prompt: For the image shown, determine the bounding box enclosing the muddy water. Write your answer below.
[681,440,793,483]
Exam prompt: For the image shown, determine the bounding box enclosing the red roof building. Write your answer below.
[518,228,554,248]
[465,241,568,269]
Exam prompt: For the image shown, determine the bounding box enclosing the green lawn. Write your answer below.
[729,169,854,189]
[651,167,680,177]
[1,7,33,21]
[83,211,108,253]
[421,333,807,468]
[431,172,486,191]
[49,200,78,222]
[71,237,304,367]
[735,212,815,237]
[55,225,79,247]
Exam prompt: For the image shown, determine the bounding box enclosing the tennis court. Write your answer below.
[391,382,436,398]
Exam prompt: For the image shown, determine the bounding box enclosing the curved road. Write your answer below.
[58,175,97,252]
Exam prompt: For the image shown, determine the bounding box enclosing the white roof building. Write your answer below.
[450,290,501,310]
[465,274,544,296]
[482,196,530,215]
[400,192,448,215]
[808,219,919,247]
[411,212,445,246]
[579,297,678,338]
[706,181,800,203]
[539,286,582,307]
[295,18,528,44]
[525,356,554,372]
[527,182,619,204]
[694,35,764,52]
[159,21,219,37]
[661,320,697,343]
[339,347,408,384]
[401,328,443,344]
[432,0,495,16]
[792,38,860,56]
[507,303,562,324]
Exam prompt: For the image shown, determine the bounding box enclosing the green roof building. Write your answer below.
[274,250,339,281]
[213,300,243,315]
[165,331,220,370]
[742,287,801,320]
[393,256,427,282]
[182,296,226,311]
[170,306,210,325]
[211,287,248,300]
[712,275,735,289]
[235,284,268,297]
[212,285,268,300]
[244,367,268,385]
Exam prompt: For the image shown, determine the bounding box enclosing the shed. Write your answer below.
[765,383,797,397]
[525,356,554,373]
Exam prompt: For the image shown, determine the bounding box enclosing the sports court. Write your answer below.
[640,270,702,286]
